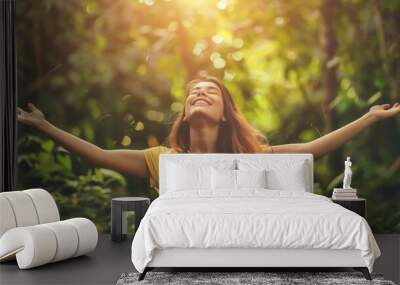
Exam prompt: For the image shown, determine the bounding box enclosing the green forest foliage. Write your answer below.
[16,0,399,233]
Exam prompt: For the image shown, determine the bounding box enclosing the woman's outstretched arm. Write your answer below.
[271,103,400,158]
[17,103,149,177]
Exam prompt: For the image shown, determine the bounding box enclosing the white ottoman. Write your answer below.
[0,189,98,269]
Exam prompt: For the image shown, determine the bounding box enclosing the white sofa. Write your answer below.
[0,188,98,269]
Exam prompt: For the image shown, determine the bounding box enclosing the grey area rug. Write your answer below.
[116,271,396,285]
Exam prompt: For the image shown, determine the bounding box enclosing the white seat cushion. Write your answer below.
[42,221,79,262]
[0,225,57,268]
[0,218,97,269]
[66,218,98,257]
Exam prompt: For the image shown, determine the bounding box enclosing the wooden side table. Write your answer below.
[111,197,150,242]
[331,198,366,218]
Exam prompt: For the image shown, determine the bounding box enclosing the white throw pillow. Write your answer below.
[167,162,211,191]
[236,169,268,189]
[266,165,307,191]
[211,168,268,190]
[211,168,236,190]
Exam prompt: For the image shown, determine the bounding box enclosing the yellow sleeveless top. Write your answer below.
[143,146,178,192]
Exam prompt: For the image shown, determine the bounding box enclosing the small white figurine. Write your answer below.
[343,156,352,189]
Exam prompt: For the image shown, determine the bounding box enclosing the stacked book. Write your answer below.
[332,188,358,200]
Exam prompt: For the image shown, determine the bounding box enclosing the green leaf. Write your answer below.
[99,168,127,187]
[367,92,382,105]
[56,154,72,171]
[42,140,54,152]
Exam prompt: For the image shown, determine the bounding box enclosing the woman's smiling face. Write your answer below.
[184,81,224,125]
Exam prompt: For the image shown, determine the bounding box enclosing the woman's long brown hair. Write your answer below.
[167,75,270,153]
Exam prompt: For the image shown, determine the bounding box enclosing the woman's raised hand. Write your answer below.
[368,102,400,122]
[17,103,47,130]
[16,102,148,178]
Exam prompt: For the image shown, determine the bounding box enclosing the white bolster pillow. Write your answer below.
[0,218,98,269]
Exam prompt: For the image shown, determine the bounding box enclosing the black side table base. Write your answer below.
[111,197,150,242]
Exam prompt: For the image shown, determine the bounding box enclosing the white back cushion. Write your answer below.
[160,154,313,195]
[0,189,60,238]
[0,196,17,237]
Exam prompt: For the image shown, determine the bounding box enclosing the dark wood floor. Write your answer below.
[0,234,134,285]
[0,234,399,285]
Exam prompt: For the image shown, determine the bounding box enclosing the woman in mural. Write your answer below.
[17,75,399,192]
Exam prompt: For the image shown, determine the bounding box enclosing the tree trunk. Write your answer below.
[319,0,343,183]
[320,0,337,133]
